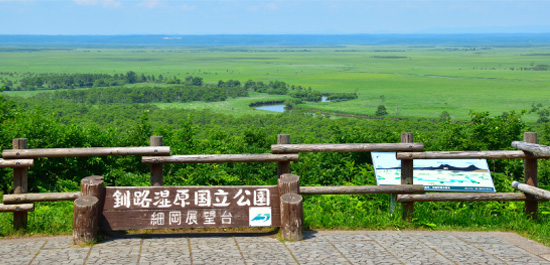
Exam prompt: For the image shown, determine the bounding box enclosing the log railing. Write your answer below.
[1,136,171,230]
[396,132,549,220]
[3,131,549,233]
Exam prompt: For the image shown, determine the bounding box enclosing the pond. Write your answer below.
[253,97,329,113]
[255,104,286,112]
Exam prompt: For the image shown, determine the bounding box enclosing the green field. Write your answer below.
[2,45,550,121]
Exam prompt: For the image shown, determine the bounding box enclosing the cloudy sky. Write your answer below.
[0,0,549,35]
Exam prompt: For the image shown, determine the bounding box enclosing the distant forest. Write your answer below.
[2,34,550,47]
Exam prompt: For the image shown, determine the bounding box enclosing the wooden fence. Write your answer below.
[2,132,549,241]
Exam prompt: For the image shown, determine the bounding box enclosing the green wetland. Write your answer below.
[1,40,550,245]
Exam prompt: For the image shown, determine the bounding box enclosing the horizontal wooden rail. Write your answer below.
[512,181,550,200]
[3,192,80,204]
[0,203,34,212]
[396,150,550,160]
[0,159,34,168]
[2,146,170,159]
[271,143,424,154]
[299,185,424,195]
[142,154,299,164]
[397,192,548,202]
[512,141,550,156]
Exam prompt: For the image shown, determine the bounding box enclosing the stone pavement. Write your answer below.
[1,230,550,265]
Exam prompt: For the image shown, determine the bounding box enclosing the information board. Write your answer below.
[372,152,496,192]
[101,186,280,231]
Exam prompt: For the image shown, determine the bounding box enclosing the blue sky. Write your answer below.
[1,0,549,35]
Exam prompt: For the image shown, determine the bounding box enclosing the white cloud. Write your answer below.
[73,0,120,7]
[181,4,196,11]
[139,0,159,9]
[74,0,98,5]
[103,0,121,7]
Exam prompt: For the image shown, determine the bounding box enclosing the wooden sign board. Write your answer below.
[101,186,280,231]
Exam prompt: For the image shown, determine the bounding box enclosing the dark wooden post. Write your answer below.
[401,132,414,221]
[150,136,164,186]
[13,138,28,230]
[278,173,300,195]
[524,132,538,218]
[73,196,99,245]
[280,193,303,241]
[81,176,105,222]
[278,173,303,241]
[277,134,291,177]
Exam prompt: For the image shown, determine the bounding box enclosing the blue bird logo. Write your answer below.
[251,213,270,222]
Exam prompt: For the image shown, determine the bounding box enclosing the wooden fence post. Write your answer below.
[278,173,300,195]
[13,138,28,230]
[278,173,303,241]
[73,196,99,245]
[81,176,105,223]
[524,132,538,218]
[150,136,164,186]
[277,134,291,177]
[280,193,303,241]
[401,132,414,221]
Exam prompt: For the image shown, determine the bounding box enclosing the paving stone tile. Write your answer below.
[190,240,245,264]
[85,245,141,265]
[455,235,508,244]
[235,235,280,243]
[31,247,89,264]
[301,230,328,242]
[478,243,550,264]
[189,236,236,245]
[332,240,402,264]
[413,234,503,264]
[239,242,296,265]
[375,237,455,265]
[285,241,349,265]
[323,234,372,242]
[139,246,191,264]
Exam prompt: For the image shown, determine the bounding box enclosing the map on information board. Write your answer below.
[371,152,496,192]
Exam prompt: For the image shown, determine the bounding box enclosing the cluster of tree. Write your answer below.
[6,72,205,91]
[326,93,358,102]
[530,103,550,123]
[243,80,289,95]
[30,85,247,104]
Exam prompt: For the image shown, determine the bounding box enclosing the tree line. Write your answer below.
[3,72,204,91]
[31,85,248,104]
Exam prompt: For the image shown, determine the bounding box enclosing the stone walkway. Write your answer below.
[1,230,550,264]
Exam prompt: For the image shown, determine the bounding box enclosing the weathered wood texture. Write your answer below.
[299,185,425,195]
[271,143,424,154]
[397,193,548,202]
[513,181,550,200]
[13,138,28,230]
[280,193,303,241]
[523,132,539,218]
[142,154,299,164]
[2,146,170,159]
[101,186,280,231]
[0,203,34,212]
[277,134,291,177]
[3,192,80,204]
[401,133,414,221]
[396,150,550,160]
[278,173,300,195]
[0,159,34,168]
[81,176,105,223]
[73,196,99,245]
[512,140,550,156]
[150,136,164,186]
